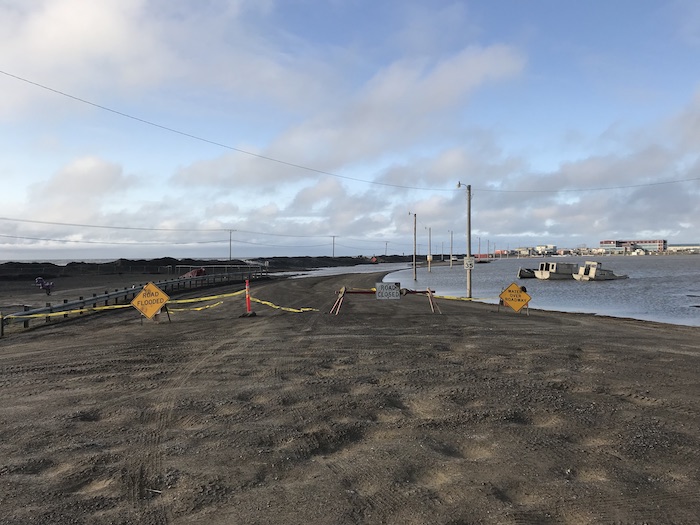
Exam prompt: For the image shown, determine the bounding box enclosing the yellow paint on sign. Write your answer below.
[131,282,170,319]
[499,282,531,313]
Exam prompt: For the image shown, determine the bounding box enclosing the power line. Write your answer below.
[234,228,332,239]
[475,177,700,193]
[0,233,223,246]
[0,216,332,238]
[2,69,698,193]
[232,239,331,248]
[0,232,334,249]
[0,216,220,232]
[0,70,439,191]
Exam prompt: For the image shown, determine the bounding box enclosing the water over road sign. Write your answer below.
[499,282,531,313]
[131,282,170,319]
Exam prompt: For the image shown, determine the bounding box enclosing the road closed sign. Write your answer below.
[376,282,401,300]
[131,282,170,319]
[499,282,531,313]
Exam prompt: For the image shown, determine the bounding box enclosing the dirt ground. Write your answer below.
[1,271,700,524]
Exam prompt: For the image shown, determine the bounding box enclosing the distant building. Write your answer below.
[599,239,667,254]
[667,244,700,254]
[535,244,557,255]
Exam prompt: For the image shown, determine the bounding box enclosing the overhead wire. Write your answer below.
[1,70,697,254]
[2,69,698,194]
[0,232,335,249]
[0,70,438,192]
[0,216,335,239]
[0,233,223,246]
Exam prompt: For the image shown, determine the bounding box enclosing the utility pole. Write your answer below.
[458,182,472,299]
[449,230,454,268]
[427,226,432,272]
[467,184,472,298]
[228,229,238,261]
[411,212,417,281]
[332,236,336,257]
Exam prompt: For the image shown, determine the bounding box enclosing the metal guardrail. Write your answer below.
[1,266,265,336]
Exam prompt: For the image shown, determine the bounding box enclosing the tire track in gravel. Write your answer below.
[120,321,271,524]
[3,271,700,524]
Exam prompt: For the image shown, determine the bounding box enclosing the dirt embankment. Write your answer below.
[1,271,700,524]
[0,256,412,280]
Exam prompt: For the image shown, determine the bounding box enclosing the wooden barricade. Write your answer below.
[330,286,440,315]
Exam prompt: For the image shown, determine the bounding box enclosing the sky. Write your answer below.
[1,0,699,261]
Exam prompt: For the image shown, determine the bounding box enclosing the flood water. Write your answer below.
[384,256,700,327]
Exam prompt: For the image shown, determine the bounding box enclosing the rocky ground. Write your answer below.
[1,268,699,524]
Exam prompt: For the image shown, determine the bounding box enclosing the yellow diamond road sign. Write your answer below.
[499,282,531,313]
[131,282,170,319]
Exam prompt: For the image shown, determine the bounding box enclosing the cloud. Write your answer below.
[674,0,700,46]
[0,0,179,116]
[1,1,698,259]
[270,45,526,165]
[31,156,132,201]
[170,43,525,191]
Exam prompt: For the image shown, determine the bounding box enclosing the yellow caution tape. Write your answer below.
[250,297,318,313]
[168,301,224,312]
[167,290,246,304]
[434,295,500,302]
[5,288,315,322]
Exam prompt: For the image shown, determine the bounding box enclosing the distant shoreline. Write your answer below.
[0,255,416,280]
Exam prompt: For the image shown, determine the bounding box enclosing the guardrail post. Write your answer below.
[64,299,69,318]
[104,291,109,306]
[92,293,97,308]
[1,313,4,337]
[23,306,29,328]
[46,302,51,323]
[79,297,84,314]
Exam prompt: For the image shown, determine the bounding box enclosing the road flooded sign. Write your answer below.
[131,282,170,319]
[499,282,531,313]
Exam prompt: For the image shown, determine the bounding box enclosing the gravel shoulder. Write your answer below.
[1,272,700,524]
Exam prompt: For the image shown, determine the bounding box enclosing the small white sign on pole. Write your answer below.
[376,282,401,300]
[464,257,475,269]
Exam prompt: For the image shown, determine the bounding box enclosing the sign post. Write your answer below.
[375,282,401,300]
[499,283,531,314]
[131,282,170,321]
